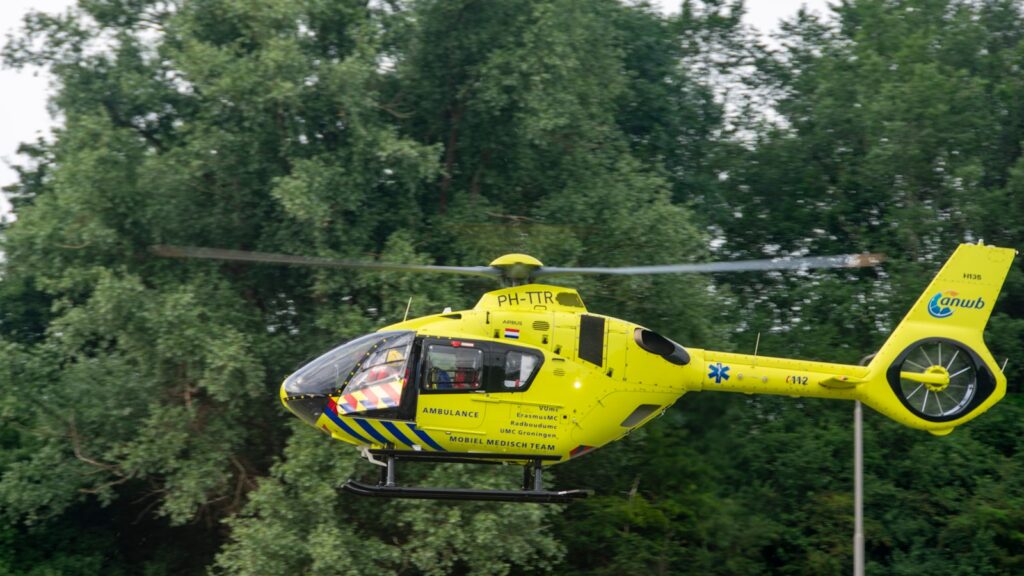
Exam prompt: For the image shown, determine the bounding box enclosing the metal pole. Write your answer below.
[854,400,864,576]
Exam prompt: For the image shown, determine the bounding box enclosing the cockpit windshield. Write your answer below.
[282,331,415,398]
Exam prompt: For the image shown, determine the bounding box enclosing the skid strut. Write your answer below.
[342,449,592,504]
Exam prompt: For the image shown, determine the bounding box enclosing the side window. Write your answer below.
[503,351,540,389]
[423,344,484,391]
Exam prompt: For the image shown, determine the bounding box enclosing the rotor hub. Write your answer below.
[489,253,545,285]
[922,365,951,392]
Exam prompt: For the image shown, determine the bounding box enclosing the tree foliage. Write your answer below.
[1,0,1023,574]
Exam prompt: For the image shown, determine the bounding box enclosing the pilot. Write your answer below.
[431,350,456,390]
[346,346,406,393]
[365,363,399,385]
[365,348,404,385]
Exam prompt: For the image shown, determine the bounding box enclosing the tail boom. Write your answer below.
[693,243,1016,435]
[699,351,867,401]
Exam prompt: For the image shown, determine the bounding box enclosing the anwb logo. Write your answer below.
[928,291,985,319]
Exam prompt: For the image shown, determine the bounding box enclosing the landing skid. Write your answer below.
[340,449,592,504]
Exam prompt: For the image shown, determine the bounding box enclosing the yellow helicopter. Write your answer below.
[154,242,1015,503]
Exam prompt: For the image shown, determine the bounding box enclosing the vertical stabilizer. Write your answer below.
[861,243,1016,434]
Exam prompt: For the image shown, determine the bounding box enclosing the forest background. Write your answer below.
[2,0,1023,574]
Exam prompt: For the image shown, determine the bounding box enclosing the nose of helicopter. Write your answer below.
[280,383,329,427]
[277,330,416,428]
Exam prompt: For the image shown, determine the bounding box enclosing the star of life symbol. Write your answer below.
[708,362,730,384]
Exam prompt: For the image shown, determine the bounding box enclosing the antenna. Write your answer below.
[403,297,413,322]
[753,332,761,366]
[1001,358,1009,372]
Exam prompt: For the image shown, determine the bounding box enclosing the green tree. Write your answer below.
[3,0,1022,574]
[0,0,451,572]
[701,1,1024,574]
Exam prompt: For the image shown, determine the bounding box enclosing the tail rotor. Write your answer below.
[888,339,985,421]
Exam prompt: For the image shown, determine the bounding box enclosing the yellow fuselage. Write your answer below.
[286,243,1015,463]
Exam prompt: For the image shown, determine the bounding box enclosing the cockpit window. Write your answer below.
[344,333,414,395]
[282,331,414,397]
[504,351,539,388]
[423,344,483,391]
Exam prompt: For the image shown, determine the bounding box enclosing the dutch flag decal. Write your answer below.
[504,328,520,339]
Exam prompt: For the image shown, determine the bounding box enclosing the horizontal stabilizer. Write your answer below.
[819,375,868,389]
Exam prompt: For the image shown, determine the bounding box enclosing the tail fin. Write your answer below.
[862,243,1016,435]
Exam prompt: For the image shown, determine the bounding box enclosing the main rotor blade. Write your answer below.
[150,245,501,279]
[533,253,885,278]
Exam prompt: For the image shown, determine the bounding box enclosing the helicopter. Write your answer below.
[153,242,1016,503]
